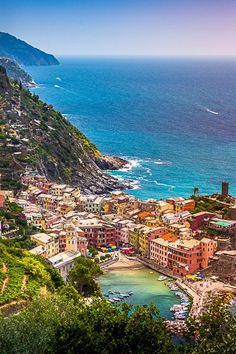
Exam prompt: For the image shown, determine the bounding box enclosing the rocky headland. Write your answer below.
[0,66,130,194]
[0,32,59,66]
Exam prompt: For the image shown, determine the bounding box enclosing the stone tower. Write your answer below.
[221,181,229,197]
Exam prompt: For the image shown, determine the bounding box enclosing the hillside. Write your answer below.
[0,57,35,87]
[0,241,63,311]
[0,66,128,193]
[0,32,59,66]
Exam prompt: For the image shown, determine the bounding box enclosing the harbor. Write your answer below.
[99,260,190,320]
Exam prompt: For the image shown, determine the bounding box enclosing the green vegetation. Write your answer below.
[190,197,227,215]
[0,296,175,354]
[0,71,105,190]
[0,201,35,238]
[87,245,98,257]
[68,257,102,295]
[0,242,63,306]
[0,293,235,353]
[187,294,236,353]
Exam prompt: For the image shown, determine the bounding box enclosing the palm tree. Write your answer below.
[193,187,199,196]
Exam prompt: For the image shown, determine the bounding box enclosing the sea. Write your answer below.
[27,56,236,200]
[98,267,182,319]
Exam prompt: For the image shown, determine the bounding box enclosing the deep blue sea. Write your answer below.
[27,57,236,200]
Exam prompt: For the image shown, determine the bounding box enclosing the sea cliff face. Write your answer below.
[0,66,129,193]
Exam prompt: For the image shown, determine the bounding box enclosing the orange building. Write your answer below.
[0,192,5,208]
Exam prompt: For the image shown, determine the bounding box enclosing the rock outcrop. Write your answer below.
[0,57,35,87]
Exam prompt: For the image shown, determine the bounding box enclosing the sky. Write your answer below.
[1,0,236,56]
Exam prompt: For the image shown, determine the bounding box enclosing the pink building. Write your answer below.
[119,227,129,244]
[150,238,169,267]
[77,236,87,256]
[150,237,215,277]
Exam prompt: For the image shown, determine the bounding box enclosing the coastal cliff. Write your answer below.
[0,66,128,193]
[0,57,35,87]
[0,32,59,66]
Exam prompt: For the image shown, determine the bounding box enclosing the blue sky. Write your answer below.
[1,0,236,56]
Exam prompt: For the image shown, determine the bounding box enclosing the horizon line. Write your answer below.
[55,54,236,58]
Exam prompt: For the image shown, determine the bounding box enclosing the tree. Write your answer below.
[186,293,236,353]
[193,187,199,196]
[54,301,176,354]
[68,257,102,295]
[58,284,82,303]
[0,296,175,354]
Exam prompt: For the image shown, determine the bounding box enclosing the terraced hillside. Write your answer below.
[0,242,62,310]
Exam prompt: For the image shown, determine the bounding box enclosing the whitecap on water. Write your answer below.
[154,181,175,189]
[119,158,142,171]
[206,108,219,115]
[129,180,141,190]
[154,160,172,166]
[56,77,62,81]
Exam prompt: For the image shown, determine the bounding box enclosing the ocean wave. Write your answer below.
[206,108,219,115]
[154,181,175,189]
[154,160,172,166]
[129,180,141,190]
[119,158,142,171]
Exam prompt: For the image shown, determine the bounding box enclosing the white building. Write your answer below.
[48,251,81,281]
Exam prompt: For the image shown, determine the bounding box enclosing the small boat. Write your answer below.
[113,297,122,302]
[128,291,134,295]
[175,314,186,320]
[108,299,115,303]
[114,290,121,294]
[108,290,114,294]
[120,293,130,297]
[104,293,110,297]
[170,304,183,312]
[149,271,154,274]
[158,276,167,281]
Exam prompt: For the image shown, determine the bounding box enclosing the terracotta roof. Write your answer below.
[161,233,178,242]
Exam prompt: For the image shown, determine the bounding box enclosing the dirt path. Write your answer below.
[0,263,8,295]
[21,275,28,291]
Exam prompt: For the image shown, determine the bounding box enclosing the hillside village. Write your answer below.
[1,172,236,285]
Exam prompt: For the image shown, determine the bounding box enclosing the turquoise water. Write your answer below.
[27,57,236,199]
[98,268,181,319]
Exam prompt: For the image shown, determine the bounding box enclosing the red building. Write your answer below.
[79,222,117,246]
[190,212,215,231]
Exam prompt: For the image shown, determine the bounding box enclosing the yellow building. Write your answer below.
[129,225,146,252]
[157,201,174,214]
[32,216,47,230]
[31,233,59,258]
[50,184,67,196]
[145,218,160,228]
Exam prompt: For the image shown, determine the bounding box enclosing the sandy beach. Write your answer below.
[102,253,145,271]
